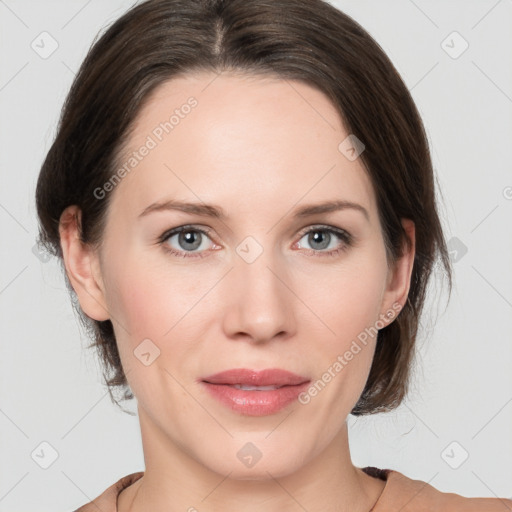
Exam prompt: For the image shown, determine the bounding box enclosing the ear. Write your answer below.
[379,218,416,323]
[59,205,110,321]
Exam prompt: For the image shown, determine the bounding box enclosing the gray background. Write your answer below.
[0,0,511,510]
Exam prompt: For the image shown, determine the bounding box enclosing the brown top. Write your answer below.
[73,467,512,512]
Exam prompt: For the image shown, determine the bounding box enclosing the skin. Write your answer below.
[59,71,415,512]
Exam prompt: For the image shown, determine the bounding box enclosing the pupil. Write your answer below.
[180,230,201,250]
[310,230,329,250]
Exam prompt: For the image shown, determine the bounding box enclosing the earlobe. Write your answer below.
[59,205,110,321]
[380,218,416,324]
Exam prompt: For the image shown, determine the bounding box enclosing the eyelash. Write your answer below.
[157,224,353,259]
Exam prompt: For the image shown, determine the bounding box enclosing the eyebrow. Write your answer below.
[138,199,369,222]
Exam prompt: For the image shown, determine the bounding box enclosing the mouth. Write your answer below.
[200,368,310,416]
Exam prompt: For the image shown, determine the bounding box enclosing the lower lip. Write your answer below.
[201,382,310,416]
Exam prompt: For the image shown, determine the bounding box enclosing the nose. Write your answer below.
[221,248,296,345]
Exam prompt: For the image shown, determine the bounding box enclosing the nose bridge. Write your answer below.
[223,236,294,342]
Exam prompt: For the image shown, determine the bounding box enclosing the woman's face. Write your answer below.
[68,71,414,479]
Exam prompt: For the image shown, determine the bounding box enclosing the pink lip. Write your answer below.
[201,368,309,387]
[200,368,310,416]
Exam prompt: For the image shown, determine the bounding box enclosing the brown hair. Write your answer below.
[35,0,452,415]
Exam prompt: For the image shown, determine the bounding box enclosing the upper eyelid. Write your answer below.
[297,224,349,236]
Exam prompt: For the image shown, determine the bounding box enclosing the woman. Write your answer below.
[35,0,511,510]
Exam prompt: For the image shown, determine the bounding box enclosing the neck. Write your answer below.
[118,407,385,512]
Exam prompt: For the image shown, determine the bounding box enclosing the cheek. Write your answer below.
[313,254,387,338]
[100,251,212,370]
[102,260,198,401]
[302,250,388,394]
[99,261,170,383]
[102,249,200,339]
[105,271,167,341]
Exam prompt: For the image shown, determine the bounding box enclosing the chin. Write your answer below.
[200,443,308,481]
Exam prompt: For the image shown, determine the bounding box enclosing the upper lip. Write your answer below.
[202,368,310,387]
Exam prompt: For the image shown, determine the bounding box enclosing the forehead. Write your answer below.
[110,72,377,223]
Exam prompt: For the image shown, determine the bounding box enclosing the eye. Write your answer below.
[159,225,215,258]
[158,224,353,259]
[295,225,353,257]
